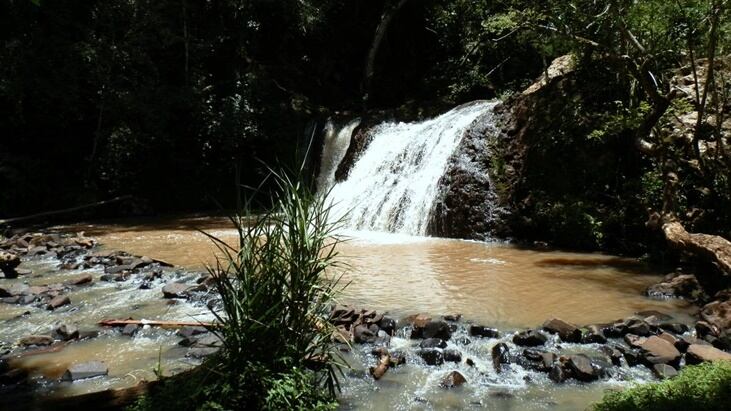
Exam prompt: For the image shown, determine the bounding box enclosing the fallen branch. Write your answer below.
[98,319,216,329]
[0,196,133,226]
[661,220,731,276]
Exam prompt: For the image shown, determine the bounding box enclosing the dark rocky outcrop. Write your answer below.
[542,318,581,343]
[512,330,548,347]
[646,274,705,301]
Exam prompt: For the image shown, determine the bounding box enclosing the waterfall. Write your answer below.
[324,101,497,236]
[316,118,361,192]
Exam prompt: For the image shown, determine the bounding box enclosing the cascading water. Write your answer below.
[323,101,497,235]
[316,118,361,193]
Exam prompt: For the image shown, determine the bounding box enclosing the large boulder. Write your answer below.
[411,320,452,341]
[639,336,682,367]
[542,318,581,343]
[646,274,704,300]
[566,354,598,382]
[162,282,191,299]
[685,344,731,364]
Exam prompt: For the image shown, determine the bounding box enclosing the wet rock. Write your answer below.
[353,324,378,344]
[0,368,28,385]
[466,358,476,367]
[659,322,689,335]
[624,334,647,348]
[162,282,191,299]
[444,349,462,363]
[28,285,49,295]
[581,325,607,344]
[623,349,641,367]
[599,345,623,366]
[417,349,444,366]
[695,320,719,338]
[601,321,626,338]
[443,314,462,322]
[420,338,447,349]
[99,274,117,282]
[377,317,396,335]
[62,361,108,381]
[46,295,70,310]
[440,370,466,388]
[700,300,731,333]
[512,329,548,347]
[19,335,54,347]
[122,324,140,337]
[657,332,680,347]
[54,324,79,341]
[0,286,12,298]
[469,325,499,338]
[411,320,452,341]
[646,274,704,300]
[177,326,208,338]
[0,252,21,277]
[333,325,352,344]
[78,330,99,340]
[491,343,510,373]
[195,334,222,347]
[455,336,471,345]
[0,296,20,304]
[639,336,682,367]
[549,364,569,383]
[653,363,678,379]
[542,318,581,343]
[64,274,93,286]
[636,310,674,322]
[522,349,555,372]
[626,319,652,337]
[567,354,598,382]
[15,268,32,276]
[685,344,731,364]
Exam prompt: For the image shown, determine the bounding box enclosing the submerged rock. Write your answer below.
[469,325,499,338]
[54,324,79,341]
[19,335,54,347]
[491,343,510,373]
[46,295,71,310]
[440,370,467,388]
[444,349,462,363]
[62,361,108,381]
[419,338,447,349]
[417,349,444,366]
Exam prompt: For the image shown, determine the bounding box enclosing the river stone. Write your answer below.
[543,318,581,343]
[28,285,49,295]
[700,300,731,333]
[469,325,499,338]
[685,344,731,364]
[491,343,510,373]
[549,364,569,383]
[444,349,462,363]
[353,324,379,344]
[54,324,79,341]
[567,354,598,382]
[513,330,547,347]
[417,349,444,366]
[626,319,652,336]
[581,325,607,344]
[659,322,689,335]
[411,320,452,341]
[0,286,12,298]
[420,338,447,349]
[62,361,108,381]
[162,282,191,299]
[0,252,20,276]
[64,274,93,286]
[440,370,466,388]
[639,336,681,366]
[599,345,623,366]
[443,314,462,322]
[122,324,140,337]
[0,368,28,385]
[46,295,70,310]
[652,363,678,379]
[19,335,54,346]
[624,333,647,348]
[636,310,674,322]
[377,316,396,335]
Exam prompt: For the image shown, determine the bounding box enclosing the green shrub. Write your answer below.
[591,362,731,411]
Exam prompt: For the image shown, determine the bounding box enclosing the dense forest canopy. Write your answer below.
[1,0,729,242]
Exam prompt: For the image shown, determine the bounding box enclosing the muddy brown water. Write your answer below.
[1,216,695,409]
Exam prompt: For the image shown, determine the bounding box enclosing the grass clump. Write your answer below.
[591,362,731,411]
[130,170,346,410]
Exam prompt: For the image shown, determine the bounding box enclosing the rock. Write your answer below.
[64,274,93,286]
[0,286,12,298]
[469,325,499,338]
[417,349,444,366]
[636,310,674,322]
[420,338,447,349]
[411,320,452,341]
[177,326,208,338]
[639,336,682,367]
[599,346,623,366]
[543,318,581,343]
[0,368,28,385]
[54,324,79,341]
[19,335,54,346]
[685,344,731,364]
[491,343,510,373]
[549,364,569,383]
[624,334,647,348]
[0,252,21,277]
[659,322,689,335]
[696,320,719,338]
[440,370,467,388]
[444,349,462,363]
[623,350,641,366]
[122,324,140,337]
[186,347,218,358]
[62,361,108,381]
[353,324,377,344]
[700,300,731,333]
[162,282,191,299]
[28,285,49,295]
[581,325,607,344]
[513,329,548,347]
[653,363,678,379]
[567,354,598,382]
[46,295,70,310]
[657,332,680,347]
[377,316,396,335]
[646,274,703,300]
[443,314,462,322]
[626,319,652,337]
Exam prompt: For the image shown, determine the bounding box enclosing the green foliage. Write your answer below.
[592,362,731,411]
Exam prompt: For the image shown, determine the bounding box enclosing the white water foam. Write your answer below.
[325,101,496,236]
